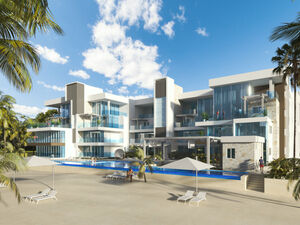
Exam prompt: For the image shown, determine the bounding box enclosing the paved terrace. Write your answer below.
[0,166,299,225]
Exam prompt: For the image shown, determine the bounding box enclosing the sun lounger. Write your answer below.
[189,192,206,206]
[177,190,194,203]
[0,183,7,188]
[106,171,120,179]
[23,188,51,201]
[32,190,57,204]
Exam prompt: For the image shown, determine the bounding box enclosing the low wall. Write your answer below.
[264,178,297,198]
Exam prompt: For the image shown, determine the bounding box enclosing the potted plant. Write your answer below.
[201,112,209,121]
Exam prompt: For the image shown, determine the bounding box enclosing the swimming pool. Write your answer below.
[57,160,247,180]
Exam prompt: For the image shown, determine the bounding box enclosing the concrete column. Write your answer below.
[206,137,210,164]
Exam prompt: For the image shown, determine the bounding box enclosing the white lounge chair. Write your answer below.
[189,192,207,206]
[177,190,194,204]
[23,188,51,201]
[32,190,57,204]
[106,171,120,179]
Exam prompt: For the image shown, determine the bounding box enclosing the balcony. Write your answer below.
[27,122,70,129]
[138,114,153,118]
[130,139,143,144]
[79,137,123,143]
[130,125,154,130]
[77,122,123,129]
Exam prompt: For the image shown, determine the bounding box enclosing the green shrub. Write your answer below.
[267,158,300,179]
[125,145,144,160]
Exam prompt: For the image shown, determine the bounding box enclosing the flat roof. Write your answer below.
[179,89,213,100]
[209,68,283,87]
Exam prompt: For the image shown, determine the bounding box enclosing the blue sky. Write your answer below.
[1,0,299,116]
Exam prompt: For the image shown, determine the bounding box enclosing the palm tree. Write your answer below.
[272,43,300,159]
[136,157,154,183]
[270,13,300,44]
[0,0,63,92]
[0,91,27,202]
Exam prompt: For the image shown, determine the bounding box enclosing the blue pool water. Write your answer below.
[56,160,247,180]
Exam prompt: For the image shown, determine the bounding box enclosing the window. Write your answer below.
[227,148,235,159]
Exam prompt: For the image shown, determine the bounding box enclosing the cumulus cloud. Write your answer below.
[162,21,175,38]
[13,104,48,117]
[35,44,69,64]
[69,70,90,79]
[83,0,164,90]
[128,94,152,100]
[97,0,162,32]
[174,5,186,23]
[37,81,65,92]
[118,86,129,95]
[195,27,209,37]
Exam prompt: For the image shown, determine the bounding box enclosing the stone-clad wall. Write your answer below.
[222,142,263,171]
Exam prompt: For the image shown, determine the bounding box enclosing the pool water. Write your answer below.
[56,160,247,180]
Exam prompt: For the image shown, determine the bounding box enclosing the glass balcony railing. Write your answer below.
[77,122,123,129]
[79,137,123,143]
[27,123,70,129]
[130,139,143,144]
[130,125,154,130]
[138,114,153,118]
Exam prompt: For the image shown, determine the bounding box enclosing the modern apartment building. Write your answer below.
[27,68,300,170]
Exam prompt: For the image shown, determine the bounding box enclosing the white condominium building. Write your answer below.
[28,68,300,170]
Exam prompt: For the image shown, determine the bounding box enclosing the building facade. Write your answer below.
[28,69,300,170]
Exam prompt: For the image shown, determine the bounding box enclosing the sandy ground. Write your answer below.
[0,165,299,225]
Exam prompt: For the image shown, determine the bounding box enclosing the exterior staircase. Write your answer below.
[246,173,265,193]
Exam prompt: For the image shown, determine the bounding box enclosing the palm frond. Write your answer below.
[0,39,40,92]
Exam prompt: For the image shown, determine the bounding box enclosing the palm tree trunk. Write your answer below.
[294,81,297,159]
[143,173,147,182]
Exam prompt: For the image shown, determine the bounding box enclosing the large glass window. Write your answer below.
[82,146,104,157]
[36,146,65,158]
[155,97,166,127]
[235,122,266,137]
[213,83,250,120]
[110,103,120,115]
[197,98,213,121]
[28,131,65,143]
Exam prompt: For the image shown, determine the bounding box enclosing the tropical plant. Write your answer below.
[267,158,300,200]
[0,91,28,202]
[201,112,209,121]
[270,13,300,44]
[132,157,154,183]
[35,109,58,123]
[125,145,144,160]
[0,0,63,92]
[272,43,300,159]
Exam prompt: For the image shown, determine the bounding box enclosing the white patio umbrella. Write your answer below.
[160,157,214,193]
[25,156,59,189]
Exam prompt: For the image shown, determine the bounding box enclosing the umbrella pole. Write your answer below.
[196,169,198,193]
[52,165,55,190]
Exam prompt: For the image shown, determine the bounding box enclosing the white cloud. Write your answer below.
[92,22,126,47]
[35,44,69,64]
[82,0,164,90]
[69,70,90,80]
[13,104,48,117]
[37,81,64,92]
[162,21,175,38]
[195,27,209,37]
[118,86,129,94]
[174,5,186,23]
[127,94,152,100]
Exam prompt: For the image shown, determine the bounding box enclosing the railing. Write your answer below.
[130,139,143,144]
[27,123,70,129]
[79,137,123,143]
[138,114,153,118]
[130,125,154,130]
[77,122,123,129]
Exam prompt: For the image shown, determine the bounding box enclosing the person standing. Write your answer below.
[259,157,264,173]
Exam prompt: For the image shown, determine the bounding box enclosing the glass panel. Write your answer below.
[155,97,166,127]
